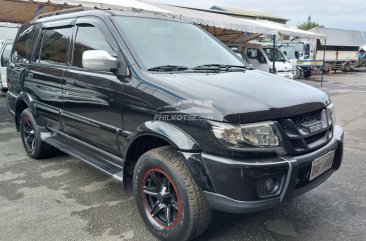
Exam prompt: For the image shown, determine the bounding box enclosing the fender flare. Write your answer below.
[15,91,37,117]
[124,121,200,156]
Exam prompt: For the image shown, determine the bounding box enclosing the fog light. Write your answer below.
[265,178,275,192]
[257,176,283,198]
[265,178,281,194]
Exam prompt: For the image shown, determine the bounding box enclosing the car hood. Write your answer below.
[148,70,330,123]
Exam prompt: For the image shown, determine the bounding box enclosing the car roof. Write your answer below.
[29,8,184,25]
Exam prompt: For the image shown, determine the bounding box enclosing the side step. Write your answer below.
[43,133,124,183]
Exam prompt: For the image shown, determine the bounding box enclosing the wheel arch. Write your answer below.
[14,92,37,131]
[122,121,200,187]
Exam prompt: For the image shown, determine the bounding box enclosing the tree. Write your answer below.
[297,16,324,30]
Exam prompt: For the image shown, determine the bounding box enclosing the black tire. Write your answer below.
[303,70,311,79]
[133,146,212,241]
[20,108,57,159]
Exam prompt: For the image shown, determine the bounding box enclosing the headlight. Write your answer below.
[209,121,285,154]
[326,103,336,125]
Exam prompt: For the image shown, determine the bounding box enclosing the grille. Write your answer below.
[296,166,311,188]
[278,108,333,154]
[292,110,322,128]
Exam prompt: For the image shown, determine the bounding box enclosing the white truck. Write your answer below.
[279,41,323,79]
[0,40,14,91]
[230,44,294,79]
[279,28,363,78]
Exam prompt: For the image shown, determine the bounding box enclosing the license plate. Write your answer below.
[309,151,335,181]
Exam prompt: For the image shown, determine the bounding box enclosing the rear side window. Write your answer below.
[72,25,114,68]
[35,27,72,65]
[12,26,37,63]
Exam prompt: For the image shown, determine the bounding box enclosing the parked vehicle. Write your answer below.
[0,40,13,91]
[279,41,322,79]
[7,9,344,241]
[0,23,19,41]
[231,44,294,79]
[280,28,362,78]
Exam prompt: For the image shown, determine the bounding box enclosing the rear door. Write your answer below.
[62,16,123,156]
[245,47,268,72]
[7,25,38,107]
[27,20,73,130]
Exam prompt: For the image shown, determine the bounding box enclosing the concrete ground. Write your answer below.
[0,73,365,241]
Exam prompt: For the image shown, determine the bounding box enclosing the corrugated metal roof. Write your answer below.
[0,0,326,40]
[210,5,289,22]
[310,27,365,46]
[151,4,326,39]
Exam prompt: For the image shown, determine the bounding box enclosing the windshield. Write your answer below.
[113,16,245,70]
[279,45,296,59]
[263,48,286,62]
[282,43,304,54]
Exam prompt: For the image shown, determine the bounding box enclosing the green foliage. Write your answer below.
[297,16,324,30]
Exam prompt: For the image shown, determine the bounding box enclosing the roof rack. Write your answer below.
[34,7,94,20]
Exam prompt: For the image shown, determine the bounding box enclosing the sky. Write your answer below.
[146,0,366,31]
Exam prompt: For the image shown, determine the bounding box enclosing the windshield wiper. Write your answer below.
[148,65,189,72]
[192,64,247,71]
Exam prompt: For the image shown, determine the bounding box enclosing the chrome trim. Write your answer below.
[112,171,124,182]
[204,191,279,204]
[201,153,289,167]
[6,91,17,98]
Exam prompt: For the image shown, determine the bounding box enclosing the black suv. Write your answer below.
[6,8,343,241]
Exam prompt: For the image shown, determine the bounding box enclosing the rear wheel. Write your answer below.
[133,146,211,241]
[20,108,57,159]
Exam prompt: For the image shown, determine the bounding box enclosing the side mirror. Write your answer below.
[82,50,118,72]
[236,53,243,59]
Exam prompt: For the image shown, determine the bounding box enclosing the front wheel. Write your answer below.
[294,68,302,79]
[133,146,212,241]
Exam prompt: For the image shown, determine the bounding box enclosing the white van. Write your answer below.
[0,40,13,91]
[232,44,294,79]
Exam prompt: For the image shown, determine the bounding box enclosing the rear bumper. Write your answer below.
[201,125,344,213]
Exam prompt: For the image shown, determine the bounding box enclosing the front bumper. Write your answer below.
[277,72,294,79]
[201,125,344,213]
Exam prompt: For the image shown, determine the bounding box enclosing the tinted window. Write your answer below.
[1,43,13,66]
[12,26,36,63]
[73,25,114,68]
[36,27,72,65]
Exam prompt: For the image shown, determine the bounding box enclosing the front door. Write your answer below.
[246,47,268,72]
[62,17,123,156]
